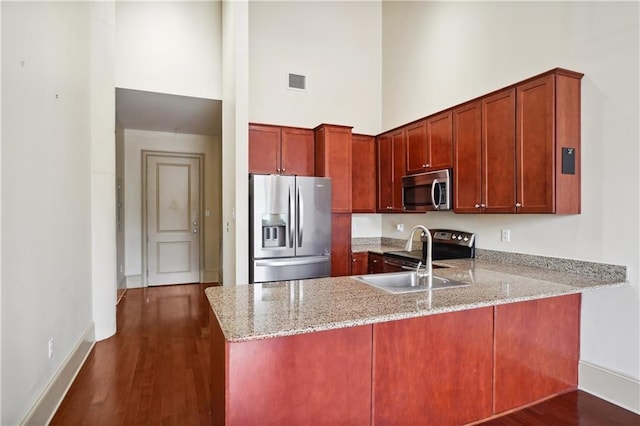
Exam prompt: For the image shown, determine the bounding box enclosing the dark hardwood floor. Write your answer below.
[51,283,639,426]
[51,283,217,426]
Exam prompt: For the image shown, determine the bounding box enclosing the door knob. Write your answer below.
[193,229,199,233]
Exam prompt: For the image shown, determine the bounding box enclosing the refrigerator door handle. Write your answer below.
[297,185,303,247]
[255,257,329,267]
[288,185,294,248]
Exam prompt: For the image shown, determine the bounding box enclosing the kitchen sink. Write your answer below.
[353,271,469,294]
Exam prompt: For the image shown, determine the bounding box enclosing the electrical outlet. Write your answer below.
[396,224,404,232]
[48,338,54,359]
[501,229,511,242]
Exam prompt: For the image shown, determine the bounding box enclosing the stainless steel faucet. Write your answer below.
[405,225,432,280]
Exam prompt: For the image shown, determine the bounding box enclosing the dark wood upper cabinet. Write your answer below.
[405,111,453,175]
[248,123,314,176]
[314,124,353,213]
[426,110,454,170]
[377,129,406,212]
[483,88,517,213]
[376,133,393,212]
[454,89,517,213]
[248,124,281,175]
[517,72,581,213]
[454,68,582,214]
[351,134,376,213]
[453,101,483,213]
[280,127,315,176]
[391,129,406,212]
[405,120,427,175]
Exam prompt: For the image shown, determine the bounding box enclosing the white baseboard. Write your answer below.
[579,360,640,414]
[21,323,96,425]
[126,274,142,288]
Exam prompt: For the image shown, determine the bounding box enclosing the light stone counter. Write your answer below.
[205,258,627,342]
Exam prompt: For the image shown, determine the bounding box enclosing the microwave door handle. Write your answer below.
[431,178,439,210]
[289,185,295,248]
[297,185,303,247]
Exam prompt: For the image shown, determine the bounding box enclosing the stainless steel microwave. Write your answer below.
[402,169,452,211]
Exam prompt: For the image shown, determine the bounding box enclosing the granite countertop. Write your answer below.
[205,257,627,343]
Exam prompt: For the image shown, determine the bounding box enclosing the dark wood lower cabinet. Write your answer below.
[212,322,372,425]
[373,308,494,425]
[331,213,352,276]
[494,294,580,413]
[211,295,581,425]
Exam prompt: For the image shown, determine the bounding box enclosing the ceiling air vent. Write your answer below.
[288,73,307,91]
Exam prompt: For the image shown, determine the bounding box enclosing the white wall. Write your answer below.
[382,1,639,411]
[123,129,221,285]
[221,0,249,285]
[1,3,94,423]
[116,121,126,289]
[115,0,222,100]
[248,1,382,135]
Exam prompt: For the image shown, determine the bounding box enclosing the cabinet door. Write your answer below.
[331,213,352,277]
[453,102,482,213]
[315,125,352,213]
[281,127,314,176]
[351,252,368,276]
[494,294,580,413]
[426,110,453,170]
[368,252,384,274]
[249,124,280,174]
[373,308,494,425]
[352,134,376,213]
[483,88,516,213]
[376,134,393,212]
[516,74,555,213]
[391,129,406,211]
[405,120,427,175]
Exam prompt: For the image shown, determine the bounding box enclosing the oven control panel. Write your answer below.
[431,230,475,248]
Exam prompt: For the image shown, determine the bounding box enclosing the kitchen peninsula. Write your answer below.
[206,256,626,425]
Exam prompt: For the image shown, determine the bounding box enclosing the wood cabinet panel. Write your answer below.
[368,252,384,274]
[373,308,494,425]
[376,134,393,212]
[483,88,516,213]
[427,110,453,170]
[453,101,482,213]
[494,294,581,413]
[331,213,352,277]
[249,124,314,176]
[391,129,406,211]
[405,120,427,175]
[351,252,368,276]
[248,124,280,174]
[315,124,353,213]
[352,134,376,213]
[225,325,372,425]
[280,127,314,176]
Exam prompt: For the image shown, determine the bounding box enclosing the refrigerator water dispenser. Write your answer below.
[261,214,287,248]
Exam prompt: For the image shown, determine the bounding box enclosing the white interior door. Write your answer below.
[147,155,201,286]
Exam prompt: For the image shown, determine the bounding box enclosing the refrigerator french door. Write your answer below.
[249,174,332,283]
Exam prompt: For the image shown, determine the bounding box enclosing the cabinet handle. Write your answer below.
[474,204,481,208]
[282,168,286,173]
[515,202,522,208]
[425,164,430,168]
[277,168,281,173]
[481,203,486,208]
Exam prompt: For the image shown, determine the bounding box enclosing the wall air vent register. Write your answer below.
[288,73,307,91]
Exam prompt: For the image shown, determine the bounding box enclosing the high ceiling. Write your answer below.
[115,88,222,137]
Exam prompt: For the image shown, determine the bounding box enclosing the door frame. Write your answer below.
[141,150,205,287]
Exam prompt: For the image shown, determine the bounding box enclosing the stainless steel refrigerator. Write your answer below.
[249,174,332,283]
